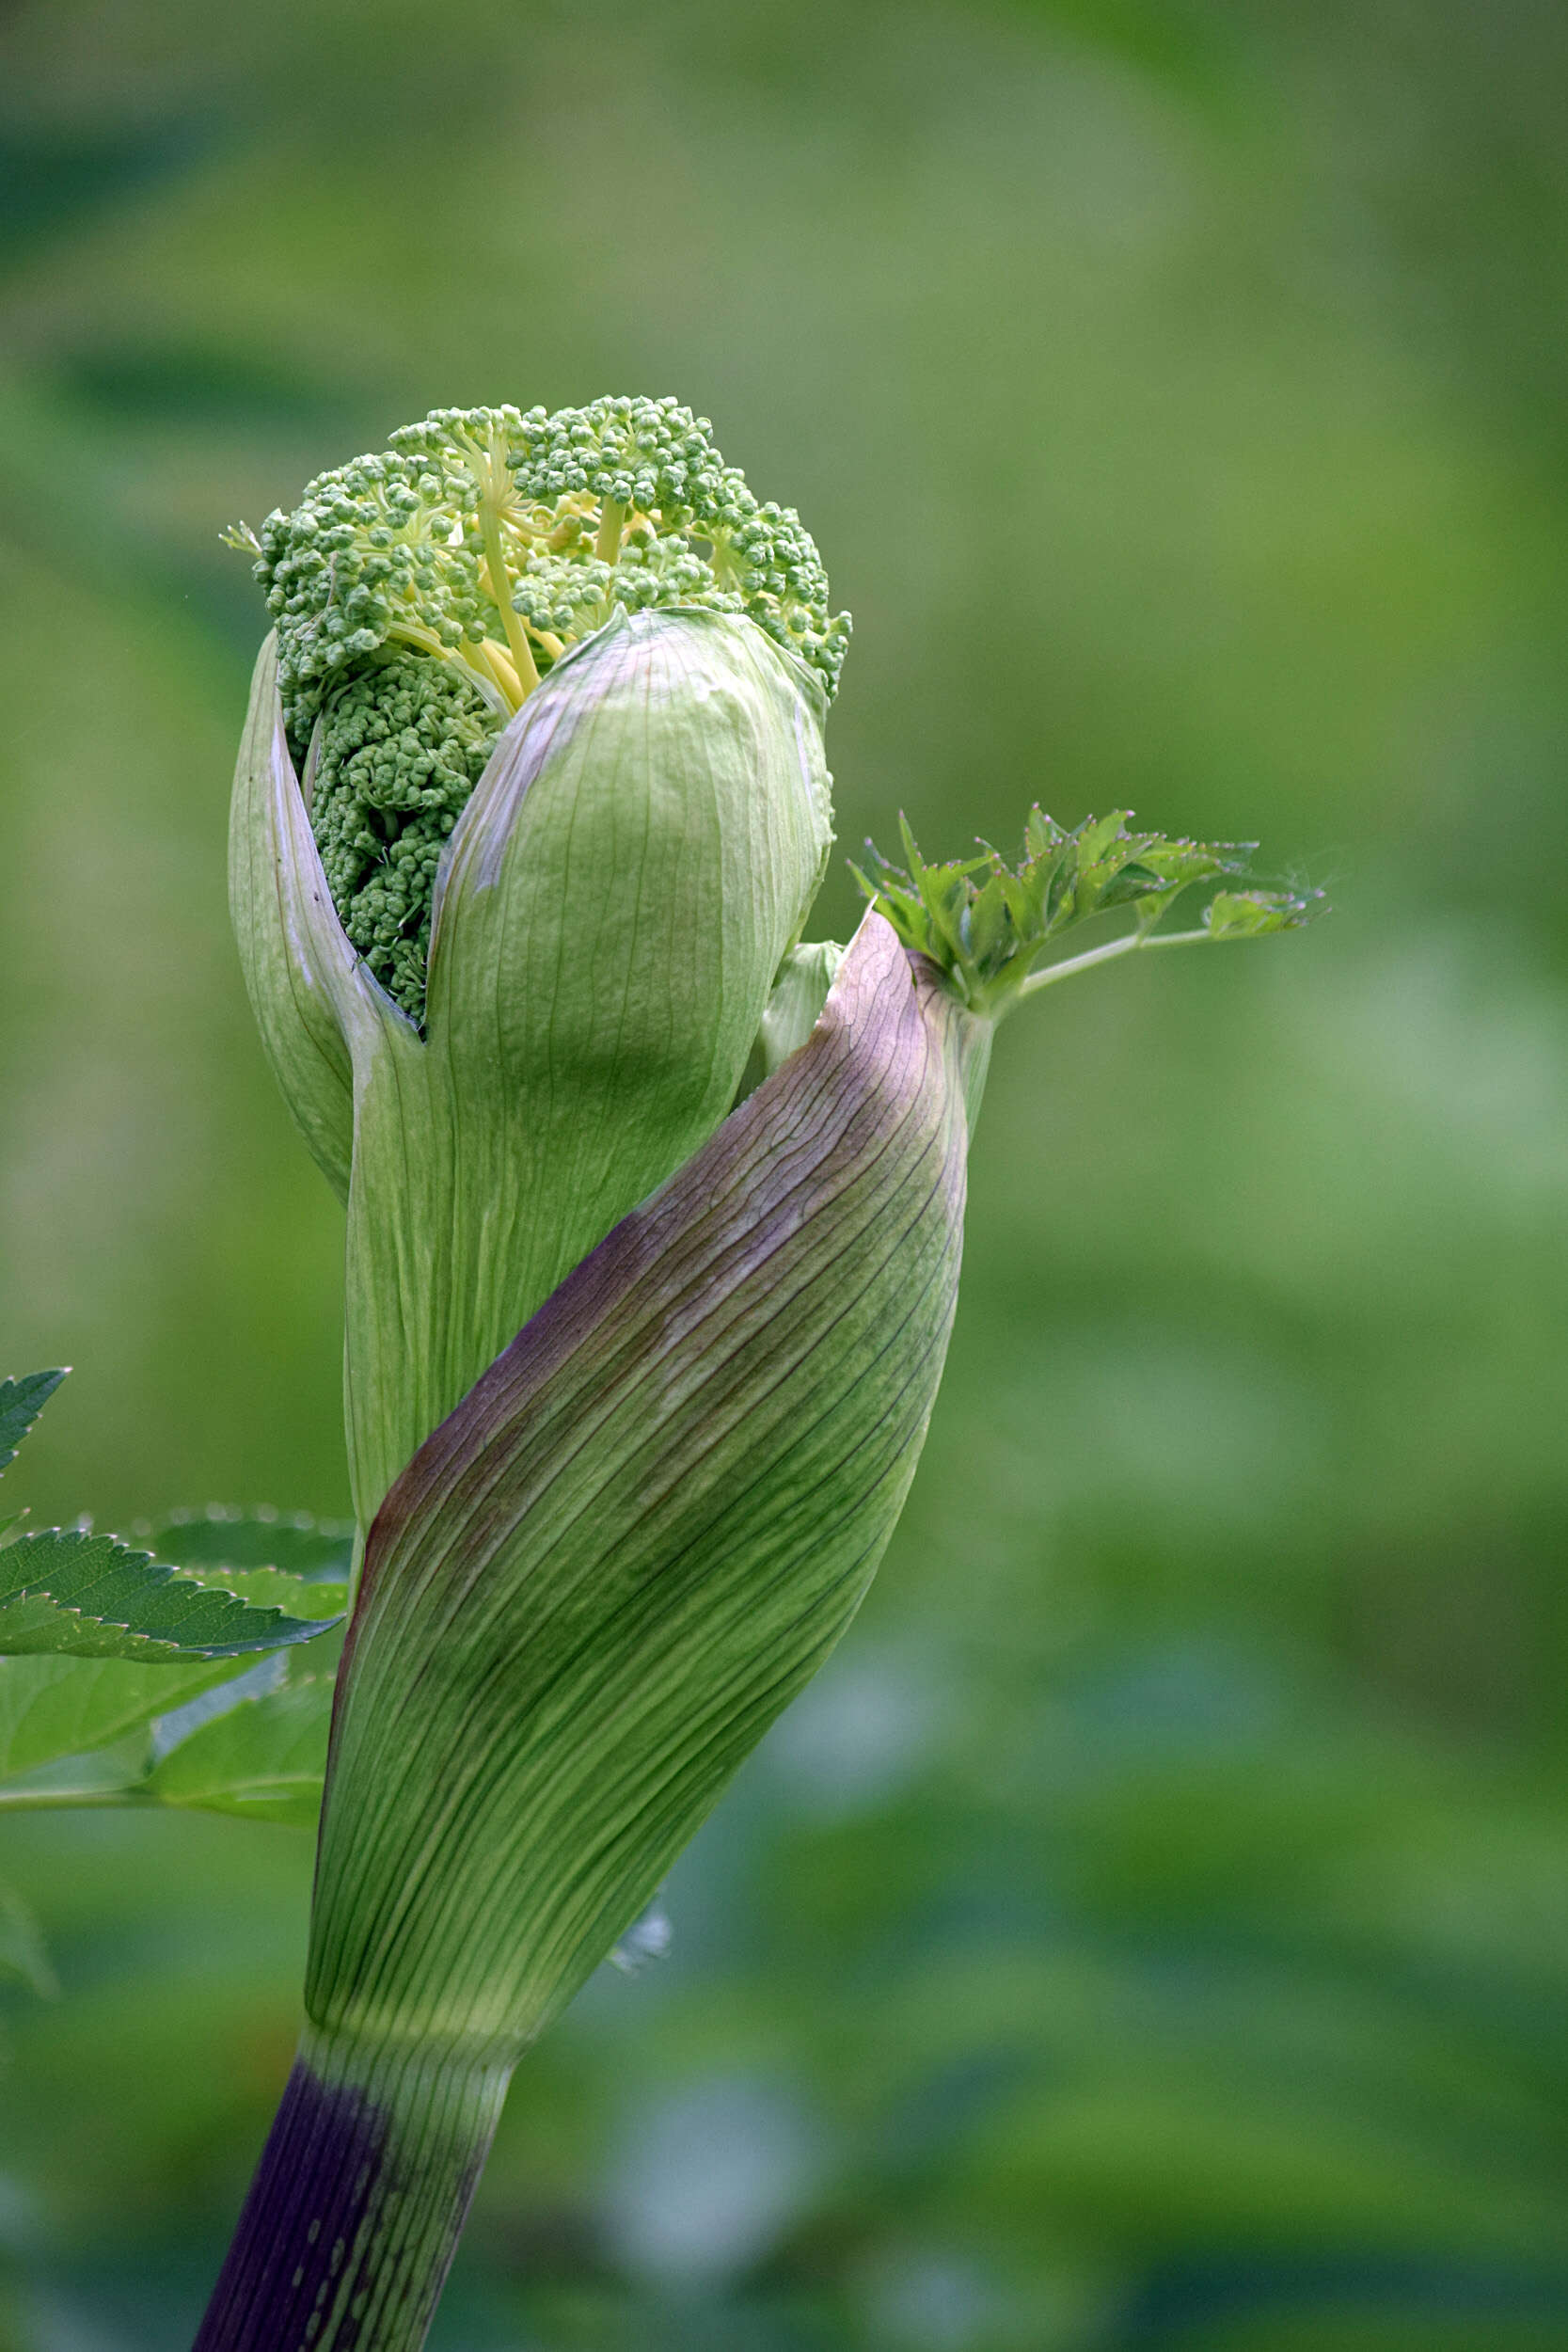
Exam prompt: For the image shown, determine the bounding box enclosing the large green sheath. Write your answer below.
[230,612,834,1527]
[308,911,981,2058]
[197,915,980,2352]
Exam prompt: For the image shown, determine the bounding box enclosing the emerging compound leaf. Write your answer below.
[0,1531,343,1660]
[855,809,1321,1015]
[0,1368,67,1477]
[146,1676,334,1828]
[1204,886,1320,939]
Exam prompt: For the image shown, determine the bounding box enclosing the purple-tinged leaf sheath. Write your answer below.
[307,911,983,2058]
[191,2044,507,2352]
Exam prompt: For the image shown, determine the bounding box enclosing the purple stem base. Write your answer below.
[192,2040,508,2352]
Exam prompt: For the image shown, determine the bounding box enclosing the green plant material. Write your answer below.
[226,398,848,1022]
[736,940,847,1100]
[0,1878,56,1997]
[0,1529,343,1660]
[0,1364,68,1542]
[0,1602,341,1814]
[1205,885,1321,939]
[145,1675,334,1827]
[0,1374,341,1748]
[204,1567,348,1620]
[197,914,979,2352]
[306,655,498,1016]
[0,1654,253,1786]
[230,396,848,753]
[0,1458,345,1801]
[233,606,836,1525]
[311,914,975,2058]
[854,807,1324,1017]
[0,1368,66,1477]
[229,645,359,1198]
[148,1509,355,1582]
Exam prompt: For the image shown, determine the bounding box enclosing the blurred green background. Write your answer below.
[4,0,1568,2344]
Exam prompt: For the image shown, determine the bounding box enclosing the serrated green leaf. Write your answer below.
[912,862,974,963]
[144,1675,333,1827]
[0,1369,67,1477]
[1043,843,1081,930]
[1075,809,1131,867]
[210,1567,349,1618]
[1096,858,1169,909]
[1206,885,1325,939]
[0,1879,56,1997]
[990,866,1028,934]
[148,1509,355,1582]
[965,874,1012,968]
[0,1653,253,1782]
[1140,835,1256,887]
[1022,805,1065,861]
[0,1530,344,1660]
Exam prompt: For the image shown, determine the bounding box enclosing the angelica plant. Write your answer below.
[0,396,1316,2352]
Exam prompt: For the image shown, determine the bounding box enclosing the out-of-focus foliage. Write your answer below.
[2,1,1567,2346]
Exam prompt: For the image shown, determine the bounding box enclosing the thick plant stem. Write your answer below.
[191,2029,510,2352]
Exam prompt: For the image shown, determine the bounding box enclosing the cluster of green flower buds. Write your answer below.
[227,399,848,1019]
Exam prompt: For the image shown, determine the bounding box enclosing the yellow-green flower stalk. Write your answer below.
[197,398,1317,2352]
